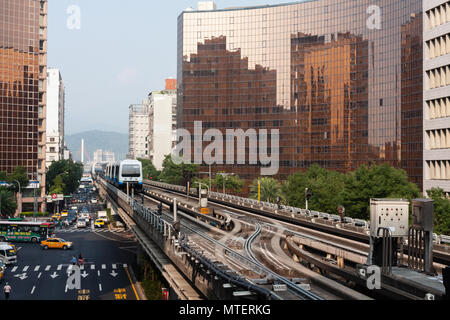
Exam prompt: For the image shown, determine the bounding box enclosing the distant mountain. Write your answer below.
[65,130,128,162]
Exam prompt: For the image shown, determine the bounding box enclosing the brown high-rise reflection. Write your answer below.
[177,0,424,189]
[0,0,47,210]
[290,32,369,173]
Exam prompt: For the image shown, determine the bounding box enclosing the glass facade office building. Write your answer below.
[0,0,47,210]
[177,0,423,187]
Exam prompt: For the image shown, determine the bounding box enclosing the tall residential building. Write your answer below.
[423,0,450,197]
[0,0,48,211]
[177,1,424,187]
[128,101,150,159]
[147,84,177,170]
[46,68,65,168]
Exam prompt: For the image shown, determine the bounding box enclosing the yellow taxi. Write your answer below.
[61,211,69,217]
[52,214,62,221]
[41,238,73,250]
[94,219,105,228]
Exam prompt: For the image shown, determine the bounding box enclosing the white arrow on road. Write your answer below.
[110,270,118,278]
[14,273,28,280]
[50,272,59,279]
[81,271,89,278]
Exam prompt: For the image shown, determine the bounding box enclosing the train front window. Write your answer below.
[122,165,141,177]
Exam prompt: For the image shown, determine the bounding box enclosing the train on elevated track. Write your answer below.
[104,160,143,192]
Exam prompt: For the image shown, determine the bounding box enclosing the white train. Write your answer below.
[105,160,143,192]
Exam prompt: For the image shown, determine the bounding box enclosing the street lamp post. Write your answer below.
[217,173,234,195]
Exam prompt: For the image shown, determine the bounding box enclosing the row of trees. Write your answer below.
[0,161,84,217]
[140,156,245,193]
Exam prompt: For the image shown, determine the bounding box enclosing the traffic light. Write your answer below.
[305,188,312,200]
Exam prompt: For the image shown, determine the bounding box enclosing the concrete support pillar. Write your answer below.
[337,256,345,268]
[137,243,145,266]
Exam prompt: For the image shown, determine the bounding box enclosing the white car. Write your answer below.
[76,219,87,228]
[0,243,17,265]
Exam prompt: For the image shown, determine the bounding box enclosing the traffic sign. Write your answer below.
[52,194,57,199]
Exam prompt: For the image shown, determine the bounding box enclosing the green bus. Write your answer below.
[0,221,55,243]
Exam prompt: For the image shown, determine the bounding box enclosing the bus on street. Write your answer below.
[0,221,55,243]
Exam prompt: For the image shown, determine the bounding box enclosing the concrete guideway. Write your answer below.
[100,183,202,300]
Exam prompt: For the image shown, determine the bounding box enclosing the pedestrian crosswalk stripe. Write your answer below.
[6,263,129,274]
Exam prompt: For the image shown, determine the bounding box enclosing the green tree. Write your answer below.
[6,166,29,193]
[138,158,161,181]
[49,175,65,195]
[250,177,284,203]
[159,155,198,186]
[341,164,420,219]
[0,187,17,218]
[282,164,346,214]
[427,188,450,235]
[0,172,7,181]
[47,160,83,195]
[215,173,244,194]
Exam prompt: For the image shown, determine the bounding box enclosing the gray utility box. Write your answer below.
[370,199,409,237]
[411,199,434,232]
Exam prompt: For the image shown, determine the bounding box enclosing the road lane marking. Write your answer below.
[38,272,42,279]
[91,264,95,270]
[124,266,139,301]
[34,266,40,272]
[98,270,100,276]
[57,265,62,271]
[31,286,36,295]
[23,266,29,272]
[112,264,117,269]
[45,265,51,271]
[123,264,127,268]
[99,284,102,291]
[11,266,18,272]
[80,265,84,270]
[102,264,106,269]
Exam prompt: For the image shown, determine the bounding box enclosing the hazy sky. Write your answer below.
[48,0,290,135]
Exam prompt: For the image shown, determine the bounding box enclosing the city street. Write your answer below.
[1,224,139,301]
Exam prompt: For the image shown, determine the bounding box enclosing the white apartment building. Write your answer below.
[423,0,450,197]
[46,68,65,168]
[128,100,150,159]
[147,90,177,170]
